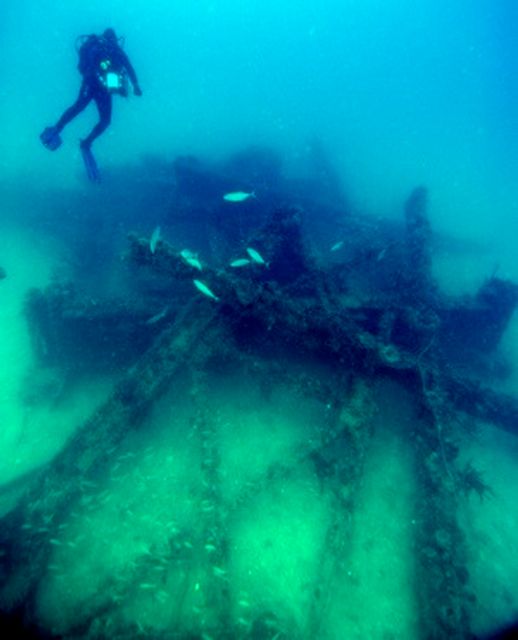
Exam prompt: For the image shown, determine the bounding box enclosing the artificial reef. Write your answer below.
[1,145,517,639]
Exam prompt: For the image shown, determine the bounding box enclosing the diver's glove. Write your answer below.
[134,85,143,96]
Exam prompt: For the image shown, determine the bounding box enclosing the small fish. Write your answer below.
[330,240,344,252]
[229,258,250,268]
[223,190,256,203]
[150,226,161,254]
[180,249,202,270]
[237,618,250,627]
[193,279,219,301]
[246,247,267,266]
[186,257,203,270]
[145,306,169,325]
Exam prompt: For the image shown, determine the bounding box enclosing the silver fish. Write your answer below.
[193,279,219,301]
[145,306,169,325]
[330,241,344,252]
[186,257,202,271]
[223,190,256,203]
[229,258,250,268]
[150,226,161,254]
[246,247,266,266]
[180,249,202,271]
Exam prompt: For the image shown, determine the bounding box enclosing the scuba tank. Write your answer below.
[74,33,125,54]
[75,34,128,95]
[76,34,100,76]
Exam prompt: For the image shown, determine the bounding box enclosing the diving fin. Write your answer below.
[40,126,62,151]
[80,143,101,183]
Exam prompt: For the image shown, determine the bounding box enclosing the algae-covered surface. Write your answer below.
[0,227,517,639]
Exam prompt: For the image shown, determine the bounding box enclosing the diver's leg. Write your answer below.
[80,145,101,182]
[40,82,92,149]
[79,89,111,182]
[54,81,93,133]
[80,91,112,149]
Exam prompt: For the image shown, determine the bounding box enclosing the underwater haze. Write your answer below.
[2,1,518,238]
[1,1,518,639]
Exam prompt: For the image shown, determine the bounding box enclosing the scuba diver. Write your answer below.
[40,28,142,182]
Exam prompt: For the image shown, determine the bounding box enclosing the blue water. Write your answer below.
[1,1,517,236]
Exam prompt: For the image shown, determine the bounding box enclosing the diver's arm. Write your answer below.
[119,50,142,94]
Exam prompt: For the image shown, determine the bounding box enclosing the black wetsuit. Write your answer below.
[54,35,140,148]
